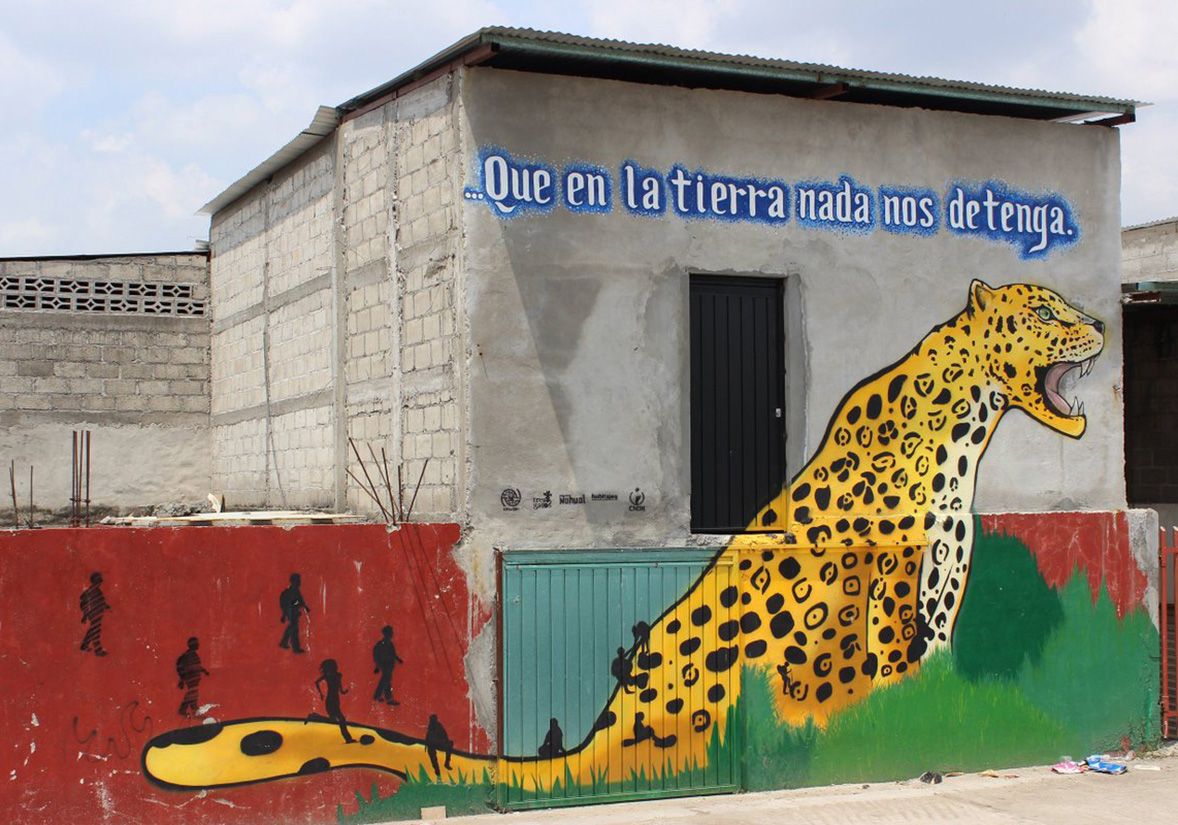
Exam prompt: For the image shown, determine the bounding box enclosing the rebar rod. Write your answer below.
[84,430,91,527]
[405,458,429,522]
[9,459,17,528]
[347,437,389,521]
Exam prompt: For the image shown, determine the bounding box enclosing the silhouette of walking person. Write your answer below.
[538,717,566,758]
[79,572,111,657]
[176,637,210,717]
[424,713,453,777]
[306,659,355,744]
[278,573,310,654]
[372,625,404,705]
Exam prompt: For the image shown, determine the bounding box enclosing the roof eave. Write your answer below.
[199,105,340,216]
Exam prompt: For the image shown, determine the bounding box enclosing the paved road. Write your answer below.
[393,754,1177,824]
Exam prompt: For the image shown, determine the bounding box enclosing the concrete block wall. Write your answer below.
[208,73,464,520]
[1122,220,1178,525]
[0,253,211,517]
[1123,218,1178,284]
[337,76,464,521]
[209,143,337,510]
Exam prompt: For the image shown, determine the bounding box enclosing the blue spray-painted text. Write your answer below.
[945,182,1077,258]
[463,147,1082,258]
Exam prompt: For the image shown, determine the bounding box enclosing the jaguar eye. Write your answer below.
[1034,306,1055,322]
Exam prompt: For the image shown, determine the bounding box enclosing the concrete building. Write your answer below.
[1122,217,1178,525]
[0,252,210,520]
[1,28,1162,825]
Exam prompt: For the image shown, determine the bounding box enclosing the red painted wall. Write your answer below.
[0,523,490,825]
[980,511,1150,617]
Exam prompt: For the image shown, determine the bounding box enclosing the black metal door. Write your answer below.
[690,276,785,533]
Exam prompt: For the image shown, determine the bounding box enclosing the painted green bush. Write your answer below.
[953,520,1064,681]
[1018,568,1159,752]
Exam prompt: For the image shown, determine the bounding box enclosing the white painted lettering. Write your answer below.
[565,171,584,206]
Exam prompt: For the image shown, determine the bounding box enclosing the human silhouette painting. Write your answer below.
[79,572,111,657]
[424,714,453,776]
[372,625,404,705]
[610,646,648,693]
[538,717,566,758]
[632,621,651,655]
[278,573,310,654]
[621,711,677,749]
[306,659,355,744]
[176,637,210,717]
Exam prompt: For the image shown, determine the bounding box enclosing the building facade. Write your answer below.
[0,28,1160,825]
[0,252,210,520]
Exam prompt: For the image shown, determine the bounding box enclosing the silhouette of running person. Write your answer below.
[306,658,355,743]
[621,711,677,749]
[79,572,111,657]
[372,625,404,705]
[424,714,453,776]
[278,573,310,654]
[610,646,647,693]
[176,637,210,717]
[538,717,566,758]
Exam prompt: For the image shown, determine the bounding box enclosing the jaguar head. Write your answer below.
[968,280,1104,439]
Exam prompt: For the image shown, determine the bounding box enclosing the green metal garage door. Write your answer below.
[498,548,740,809]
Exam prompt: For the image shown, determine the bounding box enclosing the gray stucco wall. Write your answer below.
[458,68,1125,573]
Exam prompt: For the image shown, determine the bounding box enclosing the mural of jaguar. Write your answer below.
[141,280,1105,792]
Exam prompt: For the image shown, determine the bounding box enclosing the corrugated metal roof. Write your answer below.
[340,27,1139,117]
[200,106,339,216]
[204,27,1140,217]
[1124,215,1178,232]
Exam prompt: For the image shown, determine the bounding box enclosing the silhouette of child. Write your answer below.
[307,659,354,743]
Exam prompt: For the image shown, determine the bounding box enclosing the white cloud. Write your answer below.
[0,219,56,252]
[0,31,66,111]
[580,0,741,49]
[0,0,1175,250]
[1076,0,1178,102]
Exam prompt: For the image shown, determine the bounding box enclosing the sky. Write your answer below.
[0,0,1175,256]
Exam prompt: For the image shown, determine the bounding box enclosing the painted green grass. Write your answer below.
[498,702,741,807]
[803,652,1073,784]
[741,665,818,791]
[1019,567,1160,752]
[338,767,493,823]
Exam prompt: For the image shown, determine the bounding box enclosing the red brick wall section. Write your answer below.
[980,511,1149,618]
[0,523,490,825]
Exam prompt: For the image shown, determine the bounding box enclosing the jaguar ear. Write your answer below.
[969,280,995,312]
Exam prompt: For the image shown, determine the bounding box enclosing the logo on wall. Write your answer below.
[533,491,552,510]
[591,493,619,502]
[628,488,647,512]
[500,488,521,511]
[559,494,586,505]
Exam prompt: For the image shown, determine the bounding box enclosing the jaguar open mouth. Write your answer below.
[1038,356,1099,417]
